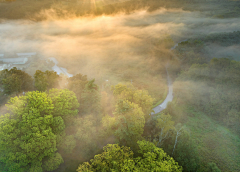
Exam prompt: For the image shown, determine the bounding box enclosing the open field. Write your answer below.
[172,105,240,172]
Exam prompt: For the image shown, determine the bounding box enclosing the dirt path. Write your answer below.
[151,39,187,115]
[151,65,173,115]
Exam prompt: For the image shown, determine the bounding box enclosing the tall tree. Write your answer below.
[162,128,200,172]
[153,113,175,147]
[0,91,62,172]
[102,99,145,148]
[0,89,79,172]
[112,83,154,118]
[115,100,145,146]
[0,67,33,95]
[77,140,182,172]
[80,79,101,115]
[67,73,88,103]
[34,70,60,92]
[48,88,79,124]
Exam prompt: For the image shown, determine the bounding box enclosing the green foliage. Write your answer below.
[112,83,154,117]
[135,140,182,172]
[59,135,77,154]
[175,58,240,134]
[48,88,79,123]
[115,100,145,146]
[169,103,240,172]
[175,31,240,69]
[67,73,88,103]
[78,143,134,172]
[29,165,43,172]
[52,116,65,135]
[152,113,175,147]
[74,114,99,157]
[173,138,199,172]
[203,31,240,47]
[80,79,101,115]
[67,74,102,116]
[0,88,79,171]
[206,163,221,172]
[0,91,58,172]
[42,153,64,171]
[77,140,182,172]
[75,115,96,145]
[102,84,154,148]
[34,70,60,92]
[68,75,101,116]
[103,99,145,147]
[172,57,240,171]
[0,67,33,95]
[162,128,200,172]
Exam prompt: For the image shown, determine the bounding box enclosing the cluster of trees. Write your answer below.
[0,68,103,171]
[0,68,59,96]
[142,112,201,172]
[0,68,33,95]
[77,140,182,172]
[0,68,186,171]
[2,65,227,171]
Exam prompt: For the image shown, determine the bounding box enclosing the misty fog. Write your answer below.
[1,7,240,77]
[0,1,240,172]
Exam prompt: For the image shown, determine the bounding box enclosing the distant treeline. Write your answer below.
[180,31,240,47]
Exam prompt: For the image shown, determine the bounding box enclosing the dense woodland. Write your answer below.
[0,68,183,171]
[3,57,239,172]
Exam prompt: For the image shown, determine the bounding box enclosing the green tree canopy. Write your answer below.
[102,99,145,147]
[67,75,101,116]
[0,67,33,95]
[77,140,182,172]
[34,70,60,92]
[154,113,175,147]
[0,91,60,172]
[48,88,79,123]
[112,83,154,118]
[0,88,79,172]
[67,73,88,102]
[80,79,101,115]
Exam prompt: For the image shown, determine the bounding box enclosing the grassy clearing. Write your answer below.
[174,105,240,172]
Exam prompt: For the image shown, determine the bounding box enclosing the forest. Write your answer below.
[3,57,239,171]
[0,0,240,171]
[0,68,182,171]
